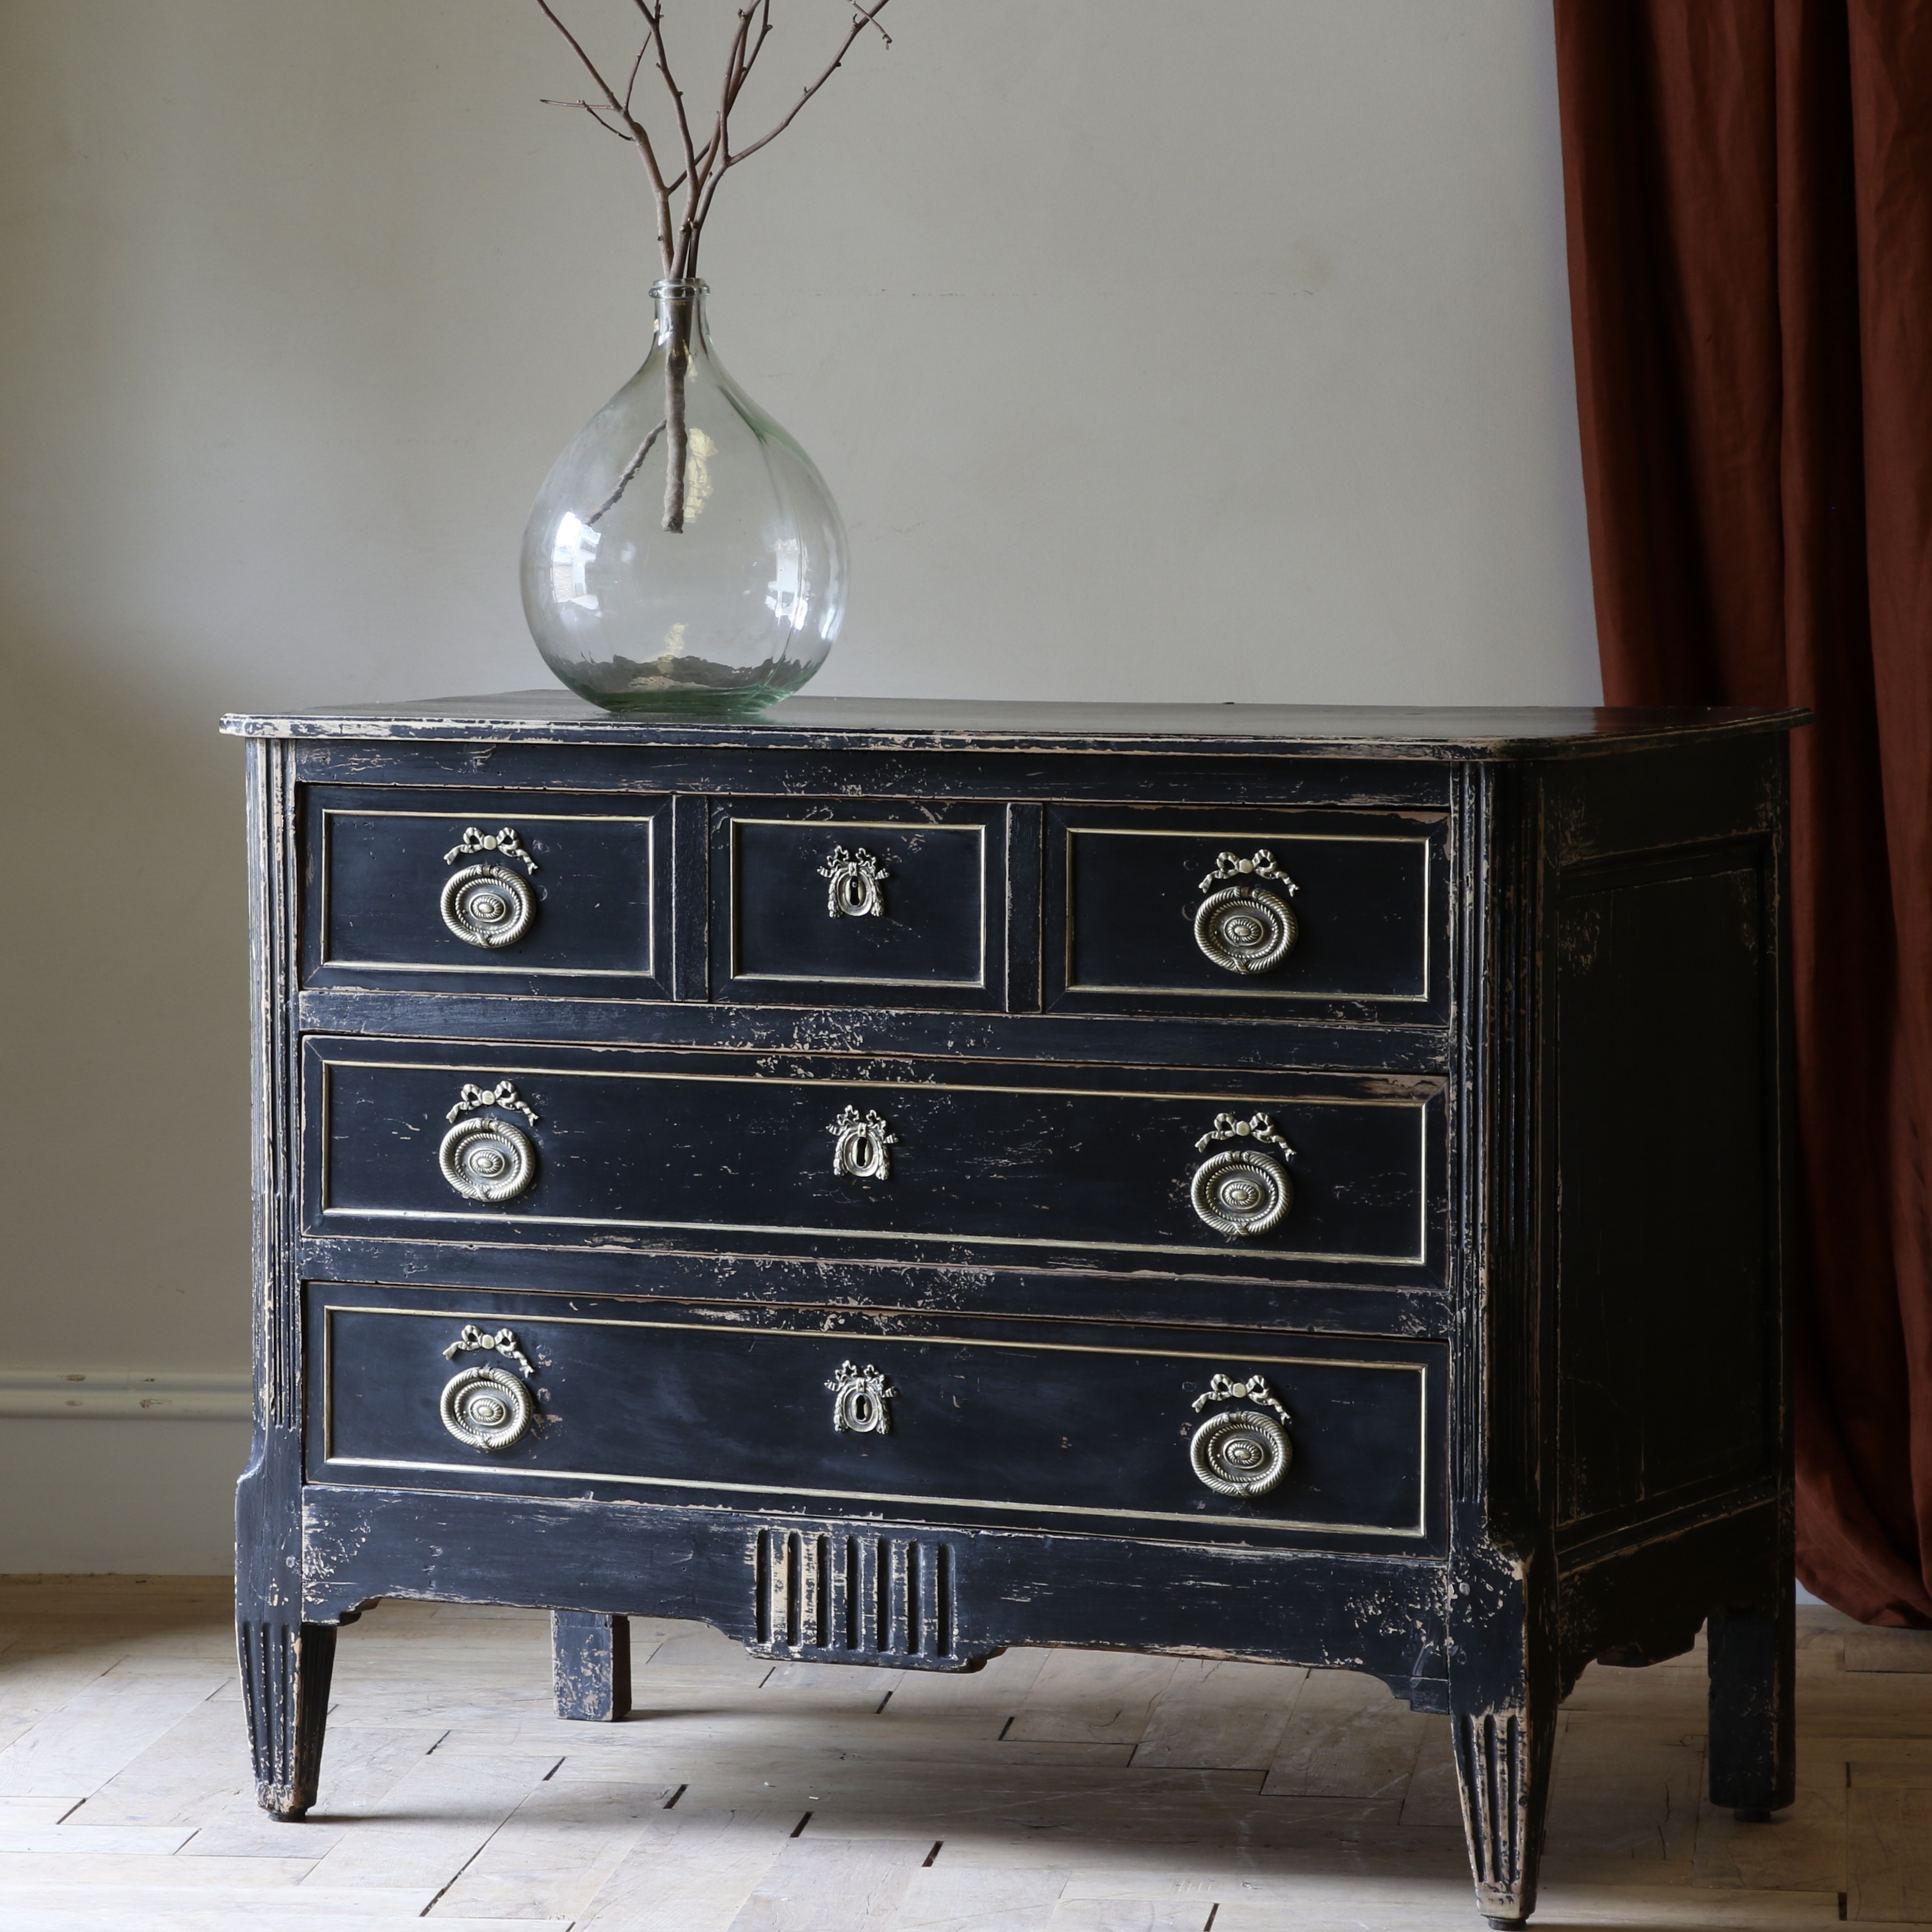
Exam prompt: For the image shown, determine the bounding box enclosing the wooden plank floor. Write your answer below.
[1,1580,1929,1930]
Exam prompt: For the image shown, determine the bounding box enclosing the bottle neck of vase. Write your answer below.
[651,279,711,360]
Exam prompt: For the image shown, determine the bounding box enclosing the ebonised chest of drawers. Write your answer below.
[223,692,1802,1927]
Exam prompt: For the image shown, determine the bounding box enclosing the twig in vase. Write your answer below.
[585,420,667,527]
[536,1,894,530]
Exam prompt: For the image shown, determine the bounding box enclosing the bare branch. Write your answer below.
[540,96,636,141]
[687,0,772,197]
[722,0,893,171]
[535,0,678,271]
[534,0,628,120]
[725,1,777,133]
[731,0,778,103]
[636,0,699,204]
[585,420,667,526]
[639,2,704,275]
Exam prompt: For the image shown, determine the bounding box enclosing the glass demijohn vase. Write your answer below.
[521,280,847,716]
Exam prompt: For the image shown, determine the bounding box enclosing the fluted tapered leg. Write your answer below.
[238,1617,337,1819]
[1448,1561,1558,1930]
[1450,1695,1556,1929]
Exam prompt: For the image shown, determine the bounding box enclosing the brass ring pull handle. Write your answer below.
[441,826,539,949]
[1192,849,1299,975]
[440,1366,534,1451]
[819,845,889,919]
[1189,1113,1295,1237]
[439,1323,540,1452]
[1188,1372,1293,1498]
[1190,1408,1291,1496]
[442,866,536,948]
[440,1117,536,1200]
[439,1083,540,1203]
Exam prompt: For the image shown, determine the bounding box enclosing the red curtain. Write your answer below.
[1553,1,1932,1625]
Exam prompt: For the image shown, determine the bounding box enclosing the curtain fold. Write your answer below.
[1553,0,1932,1625]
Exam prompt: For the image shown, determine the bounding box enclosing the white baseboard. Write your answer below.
[0,1368,251,1420]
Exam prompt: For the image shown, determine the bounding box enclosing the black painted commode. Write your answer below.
[224,691,1804,1928]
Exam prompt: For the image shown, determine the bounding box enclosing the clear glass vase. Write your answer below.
[521,280,847,717]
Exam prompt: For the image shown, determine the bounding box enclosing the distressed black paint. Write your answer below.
[226,695,1801,1922]
[551,1610,631,1722]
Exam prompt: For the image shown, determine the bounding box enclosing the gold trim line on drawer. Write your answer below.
[730,971,987,988]
[318,961,663,979]
[317,1457,1428,1537]
[320,1306,1431,1539]
[728,816,988,990]
[320,807,657,978]
[316,1058,1433,1265]
[316,1206,1423,1267]
[1063,825,1432,1001]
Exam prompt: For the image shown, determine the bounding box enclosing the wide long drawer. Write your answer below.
[307,1286,1446,1553]
[305,1038,1443,1282]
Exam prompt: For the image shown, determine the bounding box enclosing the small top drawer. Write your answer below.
[712,802,1007,1009]
[1046,805,1447,1020]
[303,787,672,998]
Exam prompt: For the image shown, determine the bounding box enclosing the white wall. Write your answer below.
[0,0,1597,1573]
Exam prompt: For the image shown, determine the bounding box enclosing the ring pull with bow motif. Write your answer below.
[441,825,540,949]
[1192,849,1299,975]
[439,1323,539,1452]
[1189,1112,1294,1237]
[438,1082,541,1203]
[1188,1372,1293,1498]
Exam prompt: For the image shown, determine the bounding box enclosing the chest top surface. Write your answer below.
[220,689,1805,759]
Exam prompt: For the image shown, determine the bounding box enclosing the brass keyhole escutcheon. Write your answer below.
[819,846,889,919]
[830,1106,898,1181]
[826,1360,897,1435]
